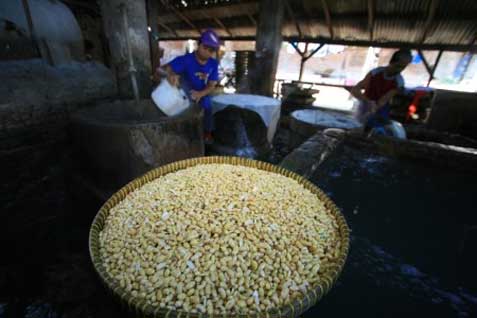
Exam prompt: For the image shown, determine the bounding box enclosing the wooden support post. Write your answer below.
[290,42,324,82]
[100,0,152,98]
[251,0,285,96]
[305,43,324,61]
[300,43,324,81]
[298,42,308,81]
[147,0,160,73]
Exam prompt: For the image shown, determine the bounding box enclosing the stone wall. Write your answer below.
[0,59,115,135]
[74,8,108,64]
[0,59,116,234]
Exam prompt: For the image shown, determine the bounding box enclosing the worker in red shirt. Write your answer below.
[351,49,412,134]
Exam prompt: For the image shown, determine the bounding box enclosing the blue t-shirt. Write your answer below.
[169,52,218,107]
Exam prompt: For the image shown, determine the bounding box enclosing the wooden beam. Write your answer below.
[158,22,178,37]
[174,10,201,34]
[418,50,433,75]
[419,49,443,86]
[289,41,324,81]
[158,36,477,52]
[158,3,259,24]
[213,17,232,37]
[419,0,439,44]
[289,41,305,57]
[367,0,374,41]
[321,0,333,39]
[285,0,302,39]
[304,43,324,61]
[162,1,201,35]
[247,13,257,26]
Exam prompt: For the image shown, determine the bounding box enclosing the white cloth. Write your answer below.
[211,94,281,142]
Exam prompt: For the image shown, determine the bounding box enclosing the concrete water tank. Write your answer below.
[427,90,477,139]
[71,99,204,196]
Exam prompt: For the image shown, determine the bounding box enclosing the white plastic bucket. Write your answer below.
[151,80,190,116]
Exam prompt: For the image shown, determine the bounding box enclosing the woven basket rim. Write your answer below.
[89,156,350,318]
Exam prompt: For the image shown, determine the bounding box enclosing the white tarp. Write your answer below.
[211,94,281,143]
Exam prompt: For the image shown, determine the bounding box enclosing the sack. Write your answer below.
[369,120,407,139]
[386,120,407,139]
[151,80,190,116]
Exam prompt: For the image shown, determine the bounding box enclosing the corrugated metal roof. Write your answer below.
[437,0,477,15]
[156,0,477,51]
[427,20,477,45]
[374,18,425,43]
[329,0,366,14]
[376,0,429,15]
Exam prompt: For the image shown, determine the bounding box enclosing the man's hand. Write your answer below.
[368,100,378,113]
[167,73,180,87]
[190,90,205,102]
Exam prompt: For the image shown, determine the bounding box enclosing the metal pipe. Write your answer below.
[119,3,140,103]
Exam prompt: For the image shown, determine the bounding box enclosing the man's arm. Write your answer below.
[376,88,398,109]
[350,72,372,103]
[155,54,187,86]
[375,75,404,110]
[190,61,219,102]
[153,64,180,86]
[190,81,217,102]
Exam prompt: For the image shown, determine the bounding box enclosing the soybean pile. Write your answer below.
[99,164,341,315]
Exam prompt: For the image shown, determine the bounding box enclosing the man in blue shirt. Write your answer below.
[163,29,220,144]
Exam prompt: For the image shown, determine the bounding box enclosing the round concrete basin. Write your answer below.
[71,99,204,192]
[290,109,361,148]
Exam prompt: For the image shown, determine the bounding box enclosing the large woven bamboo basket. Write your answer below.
[89,156,350,318]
